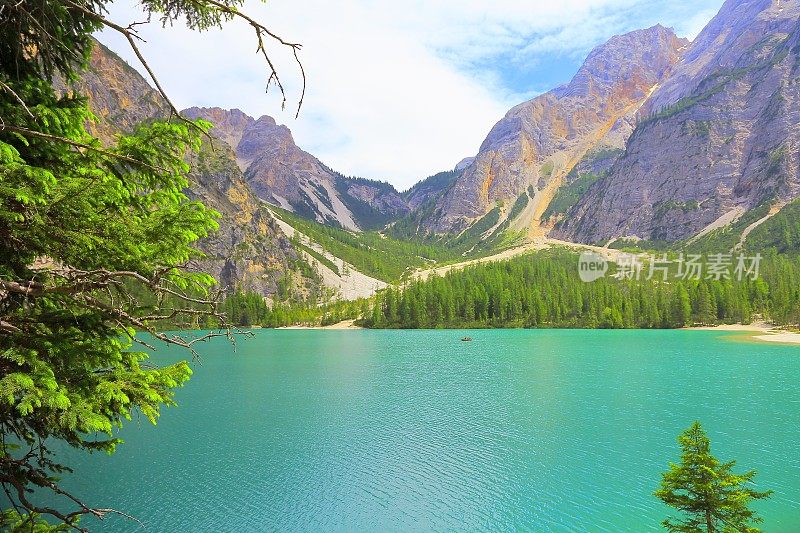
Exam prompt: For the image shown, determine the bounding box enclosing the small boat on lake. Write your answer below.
[461,337,473,342]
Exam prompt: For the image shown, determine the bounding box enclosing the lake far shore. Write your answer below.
[276,321,800,344]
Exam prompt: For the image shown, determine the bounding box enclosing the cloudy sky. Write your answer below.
[99,0,725,190]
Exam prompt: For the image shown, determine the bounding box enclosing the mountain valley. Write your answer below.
[71,0,800,307]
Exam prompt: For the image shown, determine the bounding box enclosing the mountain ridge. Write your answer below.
[423,24,689,237]
[183,106,410,231]
[557,0,800,244]
[63,43,330,301]
[66,0,800,303]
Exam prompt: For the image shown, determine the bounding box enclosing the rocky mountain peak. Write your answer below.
[181,106,409,231]
[182,106,288,168]
[183,106,256,149]
[429,24,687,234]
[556,24,688,100]
[557,0,800,244]
[237,115,290,169]
[645,0,797,114]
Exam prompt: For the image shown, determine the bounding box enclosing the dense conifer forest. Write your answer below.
[223,250,800,330]
[363,251,800,329]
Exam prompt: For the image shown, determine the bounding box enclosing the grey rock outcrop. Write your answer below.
[183,107,409,231]
[427,25,687,234]
[69,42,316,297]
[559,0,800,243]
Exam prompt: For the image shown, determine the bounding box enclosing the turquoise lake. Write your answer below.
[55,329,799,532]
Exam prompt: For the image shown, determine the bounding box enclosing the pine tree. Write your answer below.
[385,289,398,323]
[670,284,692,327]
[696,283,714,325]
[371,295,385,327]
[655,422,772,533]
[0,0,306,526]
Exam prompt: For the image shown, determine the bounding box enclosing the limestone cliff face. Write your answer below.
[183,107,409,231]
[559,0,800,243]
[428,25,688,234]
[71,42,319,297]
[55,41,168,143]
[186,140,325,298]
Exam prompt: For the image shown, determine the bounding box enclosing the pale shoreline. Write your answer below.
[687,322,800,344]
[685,322,772,332]
[277,319,363,330]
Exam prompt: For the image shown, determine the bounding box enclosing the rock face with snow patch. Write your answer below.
[183,107,409,231]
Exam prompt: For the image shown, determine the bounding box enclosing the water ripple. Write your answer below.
[48,330,800,532]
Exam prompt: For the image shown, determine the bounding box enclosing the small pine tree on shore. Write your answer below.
[655,422,772,533]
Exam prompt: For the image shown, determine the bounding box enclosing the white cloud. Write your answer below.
[98,0,723,190]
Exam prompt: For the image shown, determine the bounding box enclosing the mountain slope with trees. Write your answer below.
[61,40,326,302]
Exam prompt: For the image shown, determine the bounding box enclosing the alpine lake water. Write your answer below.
[52,329,800,532]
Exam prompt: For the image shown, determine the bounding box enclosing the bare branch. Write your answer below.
[0,320,20,334]
[180,0,306,116]
[0,262,251,361]
[1,454,145,532]
[0,80,34,118]
[292,47,307,119]
[61,0,194,129]
[62,0,306,121]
